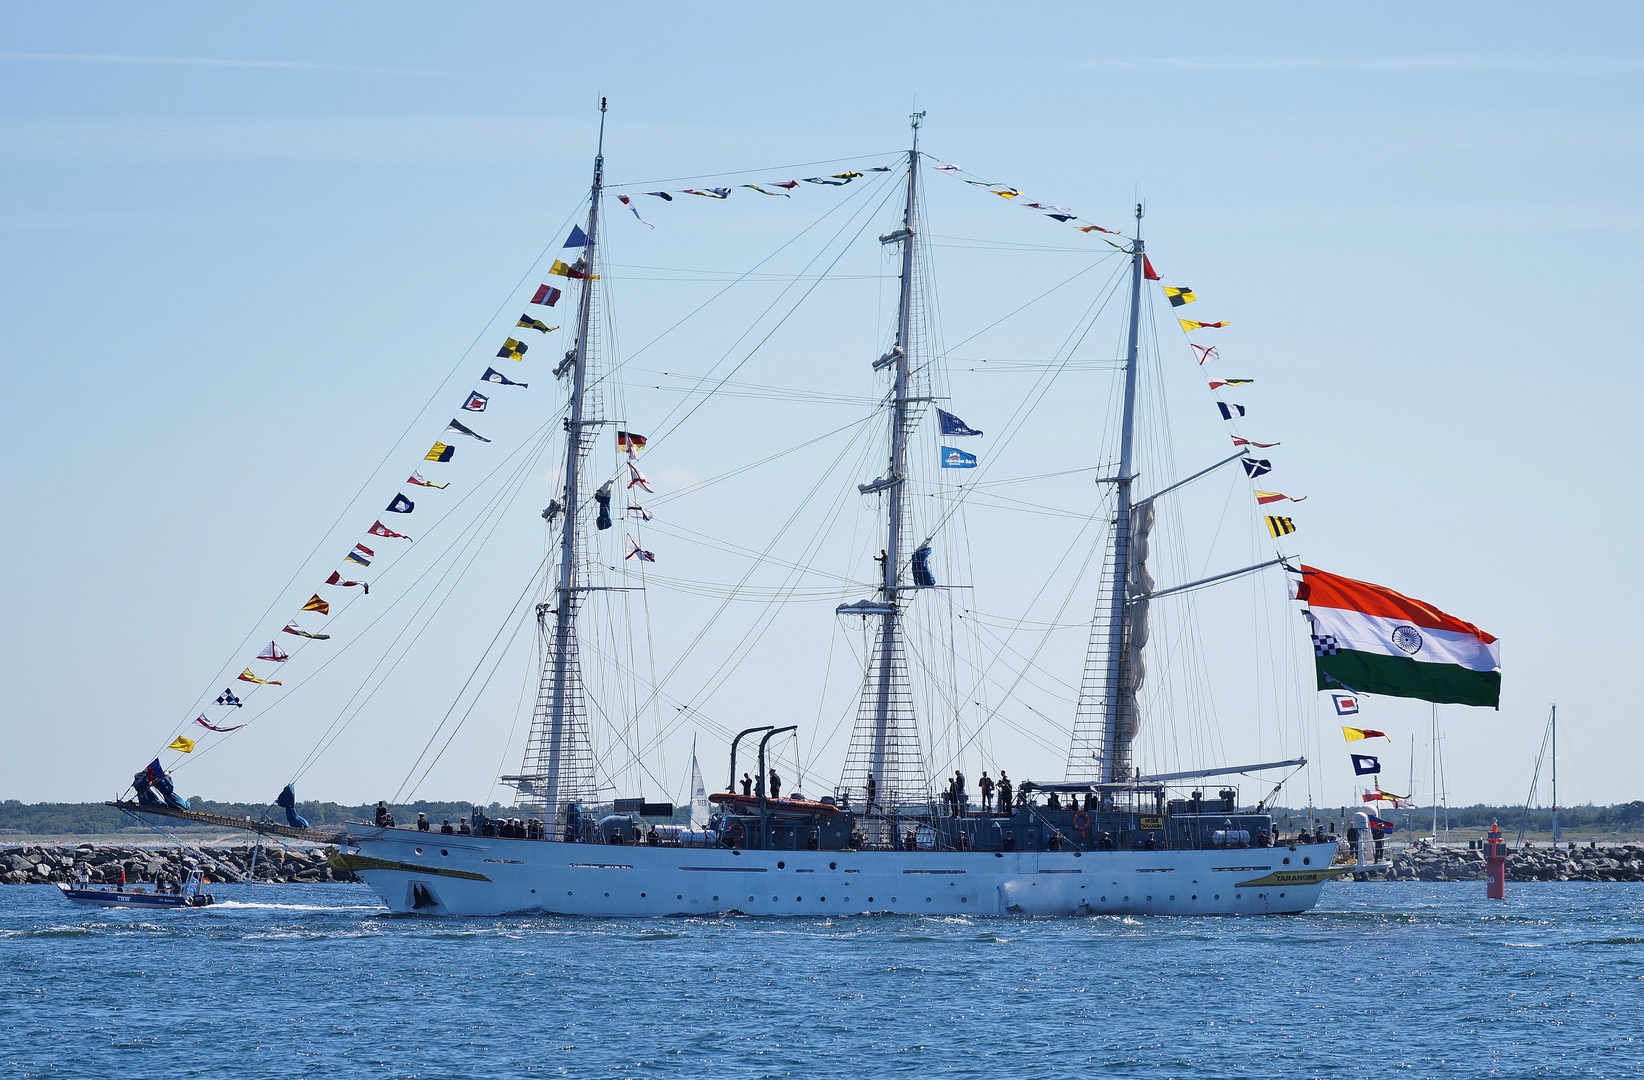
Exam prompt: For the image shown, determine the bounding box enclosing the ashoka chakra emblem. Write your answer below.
[1390,625,1423,655]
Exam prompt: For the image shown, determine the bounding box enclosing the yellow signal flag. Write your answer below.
[548,259,598,280]
[1264,515,1297,538]
[1343,727,1391,742]
[425,442,454,462]
[301,594,330,615]
[1163,286,1196,307]
[237,668,283,686]
[166,735,196,753]
[1179,319,1230,332]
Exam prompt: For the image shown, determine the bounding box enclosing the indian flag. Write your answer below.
[1298,565,1500,709]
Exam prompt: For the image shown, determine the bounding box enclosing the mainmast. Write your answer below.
[839,112,931,817]
[507,99,607,828]
[1070,204,1148,786]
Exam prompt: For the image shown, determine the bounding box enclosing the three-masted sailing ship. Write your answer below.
[123,107,1359,916]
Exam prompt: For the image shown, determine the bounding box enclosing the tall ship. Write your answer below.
[117,105,1496,917]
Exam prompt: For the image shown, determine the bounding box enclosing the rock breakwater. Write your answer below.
[1363,843,1644,882]
[1,844,358,885]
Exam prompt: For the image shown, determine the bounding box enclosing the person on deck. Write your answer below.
[741,773,753,798]
[954,770,966,814]
[375,801,392,828]
[865,774,878,814]
[996,773,1012,816]
[769,770,782,800]
[978,772,994,816]
[417,813,430,833]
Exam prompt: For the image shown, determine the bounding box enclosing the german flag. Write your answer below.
[497,337,527,361]
[1264,515,1297,538]
[617,430,647,452]
[1163,286,1195,307]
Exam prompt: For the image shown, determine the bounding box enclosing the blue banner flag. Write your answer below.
[1351,753,1382,776]
[940,446,978,469]
[564,225,588,248]
[387,493,415,514]
[1241,457,1272,478]
[937,408,983,437]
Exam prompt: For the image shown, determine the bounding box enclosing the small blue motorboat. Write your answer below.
[57,867,215,909]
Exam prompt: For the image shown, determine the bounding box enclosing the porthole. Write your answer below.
[1146,895,1152,901]
[567,891,572,896]
[778,861,786,869]
[1236,893,1241,899]
[1280,892,1286,898]
[773,896,778,901]
[1123,896,1129,901]
[713,895,719,901]
[1303,857,1311,865]
[641,893,646,898]
[1214,894,1220,899]
[530,889,535,894]
[796,897,802,902]
[994,852,1003,858]
[829,862,837,870]
[891,897,897,902]
[869,897,874,902]
[1192,894,1197,900]
[604,892,609,897]
[677,894,683,900]
[441,849,449,856]
[1170,895,1175,900]
[1283,857,1290,865]
[926,897,932,902]
[414,848,423,855]
[961,896,967,902]
[820,896,826,901]
[1101,896,1107,901]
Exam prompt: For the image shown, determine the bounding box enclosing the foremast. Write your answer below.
[506,100,608,827]
[839,113,932,818]
[1069,205,1150,786]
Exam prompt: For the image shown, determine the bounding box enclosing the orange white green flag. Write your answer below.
[1299,565,1500,709]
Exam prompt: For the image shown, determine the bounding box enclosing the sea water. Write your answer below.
[1,882,1639,1078]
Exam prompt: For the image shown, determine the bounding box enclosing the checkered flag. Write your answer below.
[216,689,244,707]
[1312,634,1340,657]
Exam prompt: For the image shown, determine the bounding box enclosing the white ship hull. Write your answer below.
[337,826,1348,917]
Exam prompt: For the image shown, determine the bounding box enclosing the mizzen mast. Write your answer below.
[505,99,607,828]
[1069,204,1149,786]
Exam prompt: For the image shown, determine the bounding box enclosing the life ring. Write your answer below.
[1072,812,1091,837]
[725,821,746,846]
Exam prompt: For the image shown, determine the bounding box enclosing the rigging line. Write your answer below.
[283,431,557,778]
[292,472,541,785]
[588,168,891,392]
[933,258,1113,359]
[646,412,880,508]
[173,199,590,738]
[638,175,903,454]
[619,415,880,761]
[168,414,564,771]
[656,409,879,721]
[392,557,547,803]
[921,262,1130,545]
[640,526,863,588]
[605,153,903,189]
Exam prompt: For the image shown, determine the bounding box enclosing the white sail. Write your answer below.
[689,751,711,830]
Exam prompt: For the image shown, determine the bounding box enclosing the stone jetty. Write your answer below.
[1363,842,1644,883]
[1,843,358,885]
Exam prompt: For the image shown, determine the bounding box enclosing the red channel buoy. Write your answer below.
[1485,820,1506,900]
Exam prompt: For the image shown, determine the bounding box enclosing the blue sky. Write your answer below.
[3,4,1641,814]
